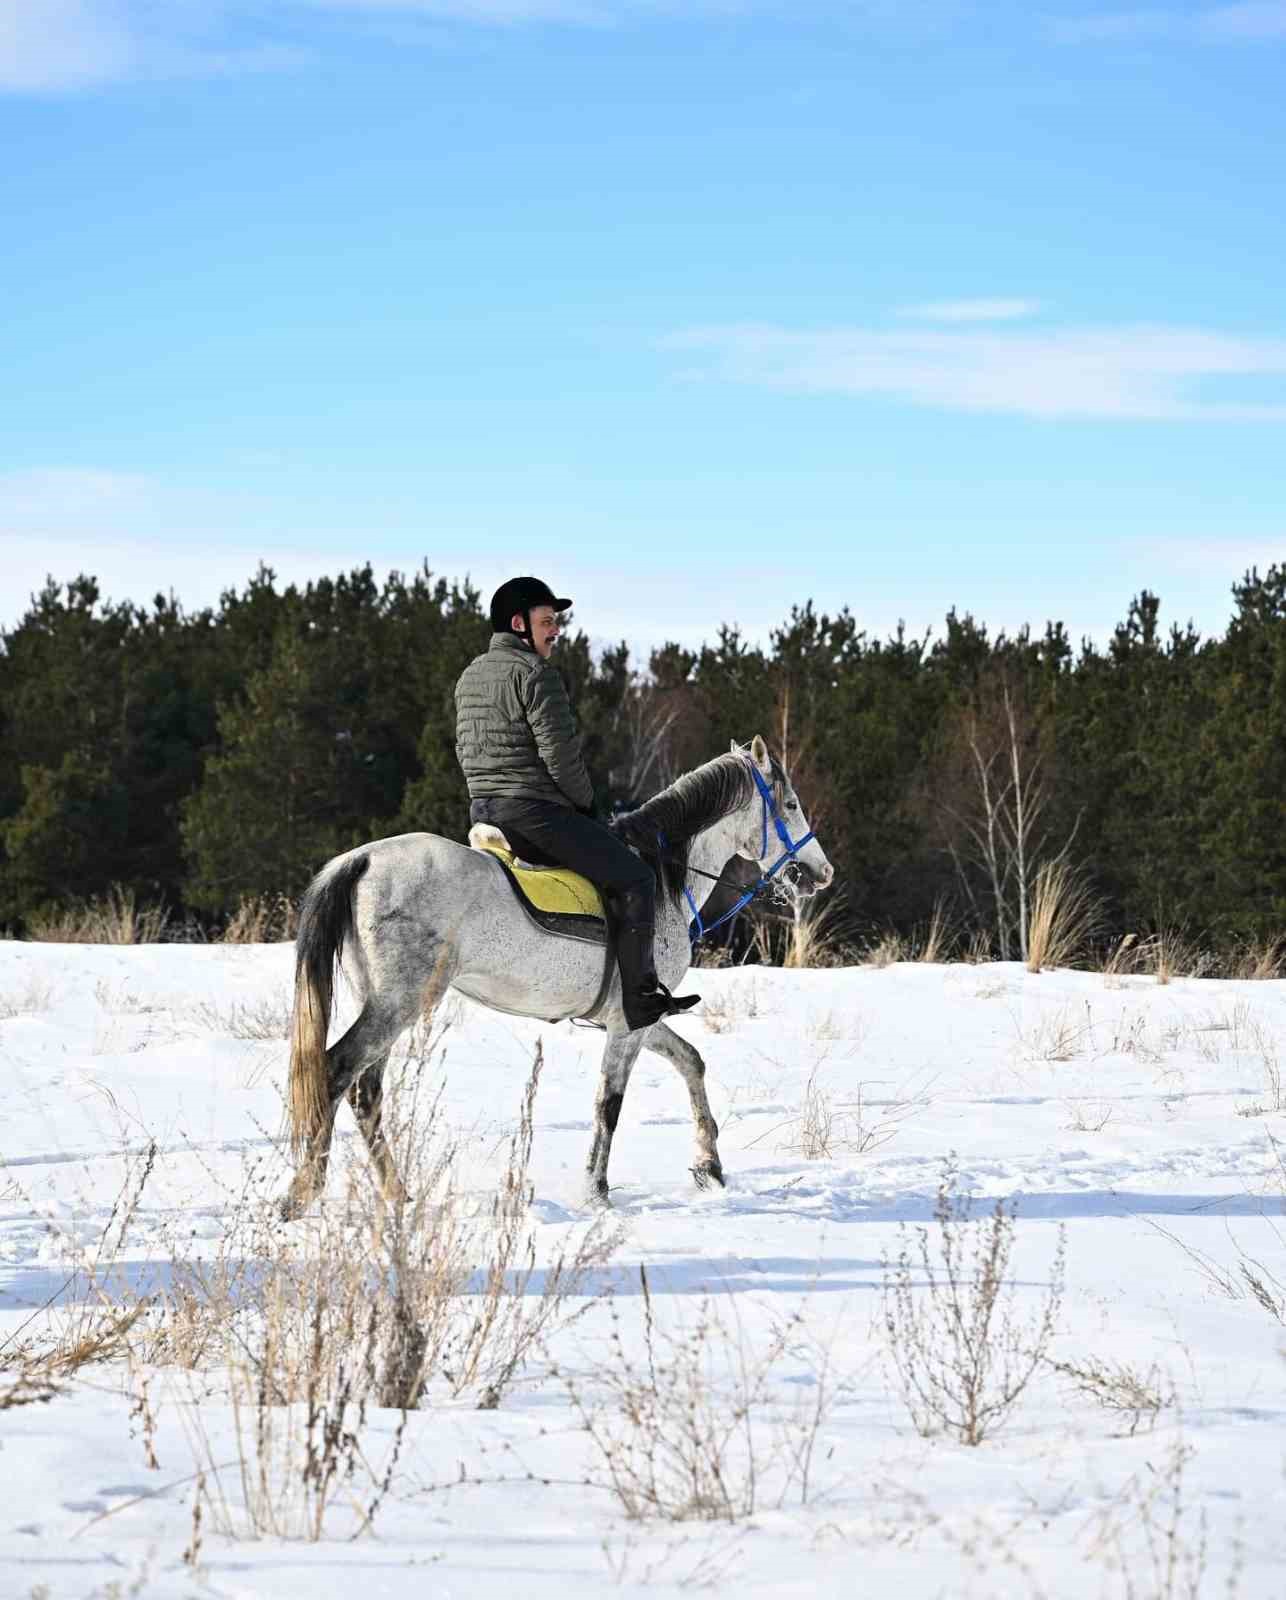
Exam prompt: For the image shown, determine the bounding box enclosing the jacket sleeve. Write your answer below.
[521,665,595,810]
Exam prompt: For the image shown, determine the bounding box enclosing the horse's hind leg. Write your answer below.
[280,1001,412,1219]
[586,1028,647,1206]
[646,1021,724,1190]
[348,1052,410,1207]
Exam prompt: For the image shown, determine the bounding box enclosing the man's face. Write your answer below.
[513,604,562,659]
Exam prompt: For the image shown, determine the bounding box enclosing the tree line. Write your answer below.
[2,561,1283,954]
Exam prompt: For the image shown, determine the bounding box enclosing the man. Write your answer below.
[455,576,698,1031]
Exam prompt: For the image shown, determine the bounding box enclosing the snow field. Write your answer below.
[1,942,1284,1598]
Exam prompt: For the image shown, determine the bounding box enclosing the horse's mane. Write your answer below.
[611,751,757,896]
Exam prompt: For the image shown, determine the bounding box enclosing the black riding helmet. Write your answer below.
[489,576,572,638]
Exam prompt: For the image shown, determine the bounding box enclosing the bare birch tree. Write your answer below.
[931,681,1080,962]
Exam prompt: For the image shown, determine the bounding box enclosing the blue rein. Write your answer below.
[669,761,816,948]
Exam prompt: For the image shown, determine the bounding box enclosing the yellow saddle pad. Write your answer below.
[469,825,605,920]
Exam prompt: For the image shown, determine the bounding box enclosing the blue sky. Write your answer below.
[2,1,1284,656]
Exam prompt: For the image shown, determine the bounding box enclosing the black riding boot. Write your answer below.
[611,886,700,1032]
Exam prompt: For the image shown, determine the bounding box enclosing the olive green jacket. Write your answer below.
[454,633,594,810]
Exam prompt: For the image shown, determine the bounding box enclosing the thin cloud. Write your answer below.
[0,1,302,92]
[0,1,930,91]
[1203,2,1286,37]
[899,298,1043,324]
[665,321,1286,421]
[0,0,135,90]
[1051,3,1286,43]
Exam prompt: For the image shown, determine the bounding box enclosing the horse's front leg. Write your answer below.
[586,1028,647,1205]
[646,1020,724,1190]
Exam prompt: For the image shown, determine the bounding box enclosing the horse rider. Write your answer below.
[455,576,699,1031]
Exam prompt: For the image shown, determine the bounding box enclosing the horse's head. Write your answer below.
[731,736,834,897]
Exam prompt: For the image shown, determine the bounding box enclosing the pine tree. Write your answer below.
[181,629,352,912]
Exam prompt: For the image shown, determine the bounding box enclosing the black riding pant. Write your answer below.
[469,798,653,900]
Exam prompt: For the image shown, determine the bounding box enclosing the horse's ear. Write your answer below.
[750,734,772,776]
[729,739,741,756]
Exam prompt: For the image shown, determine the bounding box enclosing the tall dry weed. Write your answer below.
[750,891,851,969]
[222,894,300,944]
[1026,862,1102,974]
[883,1160,1066,1445]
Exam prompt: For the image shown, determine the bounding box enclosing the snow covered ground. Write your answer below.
[2,940,1284,1598]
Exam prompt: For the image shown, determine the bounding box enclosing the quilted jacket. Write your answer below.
[454,633,594,810]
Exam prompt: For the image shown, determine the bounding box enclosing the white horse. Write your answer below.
[280,735,833,1216]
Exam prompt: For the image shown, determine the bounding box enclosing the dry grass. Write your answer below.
[160,1044,617,1412]
[1051,1353,1174,1435]
[4,1043,617,1545]
[746,1071,921,1161]
[554,1270,833,1523]
[222,894,300,944]
[1084,1438,1241,1600]
[0,1143,160,1396]
[1139,926,1214,985]
[1063,1097,1114,1133]
[861,930,908,968]
[1101,932,1140,987]
[1235,1020,1283,1117]
[1026,862,1103,974]
[188,997,292,1041]
[749,892,852,969]
[1017,1002,1095,1062]
[1230,934,1286,980]
[25,885,169,944]
[701,979,761,1035]
[915,898,955,964]
[0,973,55,1018]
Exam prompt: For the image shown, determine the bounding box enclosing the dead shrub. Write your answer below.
[26,885,169,944]
[883,1161,1066,1445]
[2,1143,160,1378]
[162,1045,615,1411]
[1230,933,1285,981]
[555,1269,830,1523]
[861,930,908,968]
[1050,1353,1174,1435]
[1084,1438,1240,1600]
[222,894,300,944]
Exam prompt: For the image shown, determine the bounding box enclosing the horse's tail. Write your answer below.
[287,852,371,1161]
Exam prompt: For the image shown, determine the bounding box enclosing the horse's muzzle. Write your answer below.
[786,859,833,895]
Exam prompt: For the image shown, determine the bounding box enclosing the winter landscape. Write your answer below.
[2,937,1283,1599]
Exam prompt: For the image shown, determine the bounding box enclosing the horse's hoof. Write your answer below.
[691,1161,725,1191]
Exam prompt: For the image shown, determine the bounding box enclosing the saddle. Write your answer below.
[468,824,608,946]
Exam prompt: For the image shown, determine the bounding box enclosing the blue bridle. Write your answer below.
[670,760,817,947]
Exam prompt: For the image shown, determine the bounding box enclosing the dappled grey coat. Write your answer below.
[454,632,594,810]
